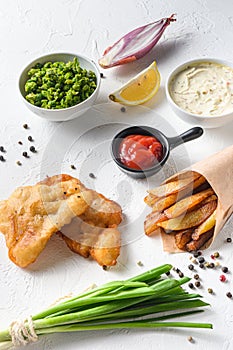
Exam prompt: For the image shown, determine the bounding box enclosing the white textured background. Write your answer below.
[0,1,233,349]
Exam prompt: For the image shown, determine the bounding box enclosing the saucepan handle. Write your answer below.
[167,127,204,150]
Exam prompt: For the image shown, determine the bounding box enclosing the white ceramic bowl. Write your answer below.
[166,58,233,128]
[19,52,101,122]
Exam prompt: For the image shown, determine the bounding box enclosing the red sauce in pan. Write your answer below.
[119,134,163,170]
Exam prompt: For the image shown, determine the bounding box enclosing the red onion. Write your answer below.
[99,14,176,69]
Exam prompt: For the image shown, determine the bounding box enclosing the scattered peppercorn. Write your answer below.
[226,238,232,243]
[197,251,202,256]
[198,257,205,264]
[187,336,194,343]
[194,274,199,280]
[188,283,194,289]
[214,252,220,258]
[188,264,194,271]
[199,263,204,269]
[193,252,199,258]
[16,161,22,166]
[120,107,126,113]
[195,281,201,288]
[191,258,198,264]
[208,288,213,294]
[137,261,143,267]
[18,141,23,145]
[222,266,228,273]
[209,263,215,269]
[178,271,184,278]
[102,265,108,271]
[28,136,33,142]
[22,151,29,158]
[29,146,37,153]
[100,72,105,78]
[23,124,29,129]
[0,146,5,152]
[226,292,232,299]
[0,155,5,162]
[71,165,76,170]
[220,275,226,282]
[89,173,96,179]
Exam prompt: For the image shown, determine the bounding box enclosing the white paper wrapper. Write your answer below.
[161,145,233,252]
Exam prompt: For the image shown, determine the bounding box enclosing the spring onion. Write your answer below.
[0,264,212,348]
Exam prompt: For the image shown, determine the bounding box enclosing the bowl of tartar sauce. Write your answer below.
[166,58,233,128]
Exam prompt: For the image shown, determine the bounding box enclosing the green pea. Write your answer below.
[24,57,97,109]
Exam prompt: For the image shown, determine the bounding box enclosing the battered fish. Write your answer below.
[0,174,122,268]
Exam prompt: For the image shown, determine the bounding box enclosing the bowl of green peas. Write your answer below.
[19,53,101,121]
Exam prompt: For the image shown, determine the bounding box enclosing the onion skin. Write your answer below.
[99,14,176,69]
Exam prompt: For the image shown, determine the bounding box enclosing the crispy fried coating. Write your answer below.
[58,221,121,267]
[0,175,88,267]
[59,189,122,266]
[0,174,122,268]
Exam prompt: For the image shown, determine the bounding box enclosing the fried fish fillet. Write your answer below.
[0,174,122,268]
[58,220,121,267]
[58,189,122,266]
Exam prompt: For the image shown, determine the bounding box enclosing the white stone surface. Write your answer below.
[0,0,233,349]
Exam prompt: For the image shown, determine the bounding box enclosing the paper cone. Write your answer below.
[161,145,233,253]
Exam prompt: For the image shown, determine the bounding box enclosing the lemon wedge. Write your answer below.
[109,61,160,106]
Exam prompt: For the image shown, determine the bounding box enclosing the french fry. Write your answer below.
[174,229,194,250]
[151,194,178,212]
[164,188,214,219]
[144,212,167,236]
[157,200,217,231]
[148,175,206,198]
[164,171,201,184]
[144,193,159,207]
[192,210,216,241]
[186,229,214,252]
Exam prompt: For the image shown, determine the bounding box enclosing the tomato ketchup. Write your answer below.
[119,134,163,170]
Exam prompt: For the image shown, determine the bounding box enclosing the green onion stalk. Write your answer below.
[0,264,212,349]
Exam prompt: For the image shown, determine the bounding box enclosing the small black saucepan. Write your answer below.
[111,126,203,179]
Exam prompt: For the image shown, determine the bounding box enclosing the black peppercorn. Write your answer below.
[226,292,232,299]
[89,173,96,179]
[188,264,194,271]
[22,151,29,158]
[209,263,215,269]
[0,155,5,162]
[222,266,228,273]
[29,146,36,153]
[194,274,199,280]
[71,165,76,170]
[198,257,205,264]
[195,281,201,288]
[178,271,184,278]
[0,146,5,152]
[188,283,194,289]
[18,141,23,145]
[28,136,33,142]
[23,123,29,129]
[199,263,204,269]
[227,238,232,243]
[120,107,126,113]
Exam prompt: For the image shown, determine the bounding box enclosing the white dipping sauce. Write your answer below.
[169,61,233,116]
